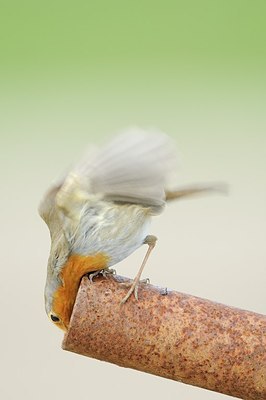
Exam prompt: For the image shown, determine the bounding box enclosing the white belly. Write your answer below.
[72,202,152,267]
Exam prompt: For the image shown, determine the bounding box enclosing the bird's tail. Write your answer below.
[165,183,228,202]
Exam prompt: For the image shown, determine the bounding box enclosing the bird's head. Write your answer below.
[39,182,74,331]
[44,256,72,331]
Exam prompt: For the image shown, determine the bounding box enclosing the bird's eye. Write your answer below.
[50,314,60,322]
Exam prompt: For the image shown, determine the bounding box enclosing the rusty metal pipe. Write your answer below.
[63,275,266,400]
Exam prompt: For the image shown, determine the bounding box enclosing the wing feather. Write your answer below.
[55,127,177,218]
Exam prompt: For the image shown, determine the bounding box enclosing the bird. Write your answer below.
[39,127,223,331]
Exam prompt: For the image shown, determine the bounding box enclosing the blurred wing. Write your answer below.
[56,127,177,219]
[38,184,62,225]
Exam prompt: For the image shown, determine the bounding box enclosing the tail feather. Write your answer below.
[165,183,228,202]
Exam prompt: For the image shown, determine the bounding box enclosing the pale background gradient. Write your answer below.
[1,1,265,399]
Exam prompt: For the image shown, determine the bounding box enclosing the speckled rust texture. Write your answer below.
[63,276,266,400]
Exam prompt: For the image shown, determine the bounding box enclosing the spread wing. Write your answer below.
[55,127,177,220]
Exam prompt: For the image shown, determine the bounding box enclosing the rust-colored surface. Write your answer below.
[63,276,266,400]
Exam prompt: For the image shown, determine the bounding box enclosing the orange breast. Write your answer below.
[52,253,109,330]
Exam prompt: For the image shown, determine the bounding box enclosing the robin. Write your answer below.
[39,128,222,331]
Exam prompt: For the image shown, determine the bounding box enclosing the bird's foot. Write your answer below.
[120,278,150,304]
[88,268,116,283]
[102,268,116,278]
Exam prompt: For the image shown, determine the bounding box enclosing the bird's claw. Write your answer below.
[102,268,116,278]
[120,277,150,304]
[88,268,116,283]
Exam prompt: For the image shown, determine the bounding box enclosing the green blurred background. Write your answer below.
[1,2,265,400]
[1,0,266,76]
[1,0,266,146]
[1,0,265,175]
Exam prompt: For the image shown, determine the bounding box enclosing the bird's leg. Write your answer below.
[88,268,116,283]
[121,235,157,304]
